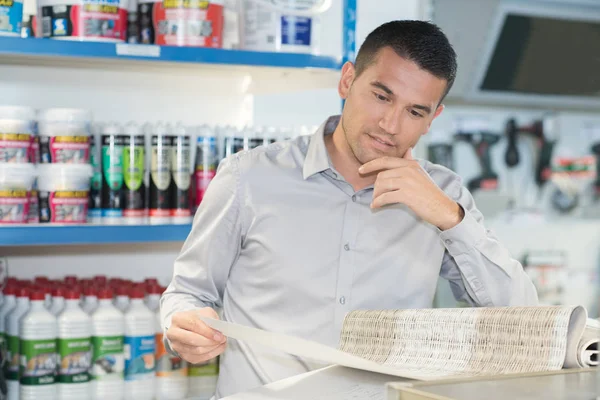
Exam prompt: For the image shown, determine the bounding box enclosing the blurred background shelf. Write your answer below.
[0,37,343,94]
[0,224,192,246]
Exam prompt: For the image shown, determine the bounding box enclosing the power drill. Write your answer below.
[591,142,600,199]
[507,119,555,188]
[453,132,501,192]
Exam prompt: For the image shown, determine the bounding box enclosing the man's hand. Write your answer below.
[359,148,464,231]
[166,307,227,364]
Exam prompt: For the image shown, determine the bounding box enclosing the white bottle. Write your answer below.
[114,286,130,313]
[6,287,31,400]
[56,290,92,400]
[82,286,99,315]
[124,286,155,400]
[145,284,161,313]
[155,309,188,400]
[49,287,66,316]
[0,285,18,359]
[91,288,125,400]
[188,358,219,400]
[19,290,58,400]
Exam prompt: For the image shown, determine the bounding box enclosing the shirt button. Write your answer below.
[339,296,346,305]
[445,239,453,245]
[344,243,350,251]
[351,195,357,202]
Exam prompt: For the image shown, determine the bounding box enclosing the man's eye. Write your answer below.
[373,93,389,102]
[410,110,423,118]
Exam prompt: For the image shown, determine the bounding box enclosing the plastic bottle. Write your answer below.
[50,286,66,316]
[19,290,57,400]
[155,306,188,399]
[82,286,99,315]
[0,284,18,357]
[124,285,155,400]
[188,357,219,400]
[6,287,31,400]
[64,276,78,286]
[56,290,92,400]
[91,288,125,400]
[145,284,162,313]
[94,275,108,286]
[114,286,130,313]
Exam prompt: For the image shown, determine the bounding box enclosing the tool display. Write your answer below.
[453,131,501,193]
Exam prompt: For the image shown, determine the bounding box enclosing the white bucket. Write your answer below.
[37,0,129,42]
[37,164,92,223]
[38,108,92,164]
[239,0,332,54]
[0,106,36,163]
[0,163,36,224]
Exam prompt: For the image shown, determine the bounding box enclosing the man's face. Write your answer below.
[338,47,447,164]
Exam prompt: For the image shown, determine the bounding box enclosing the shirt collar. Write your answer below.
[302,115,340,180]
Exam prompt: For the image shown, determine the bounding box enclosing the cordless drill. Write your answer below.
[453,132,501,192]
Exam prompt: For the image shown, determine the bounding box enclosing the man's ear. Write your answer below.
[424,104,445,134]
[338,62,356,100]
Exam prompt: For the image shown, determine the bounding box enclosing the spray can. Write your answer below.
[149,123,172,224]
[101,123,125,224]
[123,123,146,224]
[170,124,191,224]
[194,125,218,212]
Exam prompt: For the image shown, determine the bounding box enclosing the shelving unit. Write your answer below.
[0,0,356,248]
[0,224,192,246]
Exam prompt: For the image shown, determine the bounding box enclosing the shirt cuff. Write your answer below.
[438,207,487,256]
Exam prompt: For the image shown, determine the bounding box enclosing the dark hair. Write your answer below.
[354,20,457,102]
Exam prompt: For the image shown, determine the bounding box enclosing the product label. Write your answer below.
[19,338,57,385]
[6,334,19,380]
[0,133,32,163]
[155,333,187,377]
[0,0,23,35]
[91,335,124,381]
[101,135,124,215]
[89,135,102,212]
[40,0,126,40]
[281,15,312,46]
[0,189,29,224]
[138,0,223,47]
[150,135,172,214]
[194,136,217,208]
[40,135,90,164]
[28,189,39,223]
[188,357,218,377]
[171,135,191,216]
[57,337,92,383]
[124,335,155,381]
[39,190,88,223]
[123,135,145,213]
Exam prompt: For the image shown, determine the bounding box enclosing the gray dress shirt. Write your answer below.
[161,116,539,398]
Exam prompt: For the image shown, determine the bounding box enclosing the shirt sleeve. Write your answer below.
[438,180,539,307]
[160,155,243,341]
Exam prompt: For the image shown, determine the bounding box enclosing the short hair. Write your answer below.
[354,20,458,102]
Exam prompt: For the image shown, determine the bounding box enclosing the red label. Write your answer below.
[0,133,32,163]
[123,209,146,218]
[0,190,30,224]
[28,190,39,224]
[49,136,90,164]
[481,179,498,190]
[48,191,88,223]
[150,209,170,217]
[194,169,215,207]
[70,4,127,40]
[151,1,223,47]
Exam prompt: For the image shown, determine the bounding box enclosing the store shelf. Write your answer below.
[0,224,192,246]
[0,37,342,93]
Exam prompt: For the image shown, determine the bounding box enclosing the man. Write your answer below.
[161,20,539,398]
